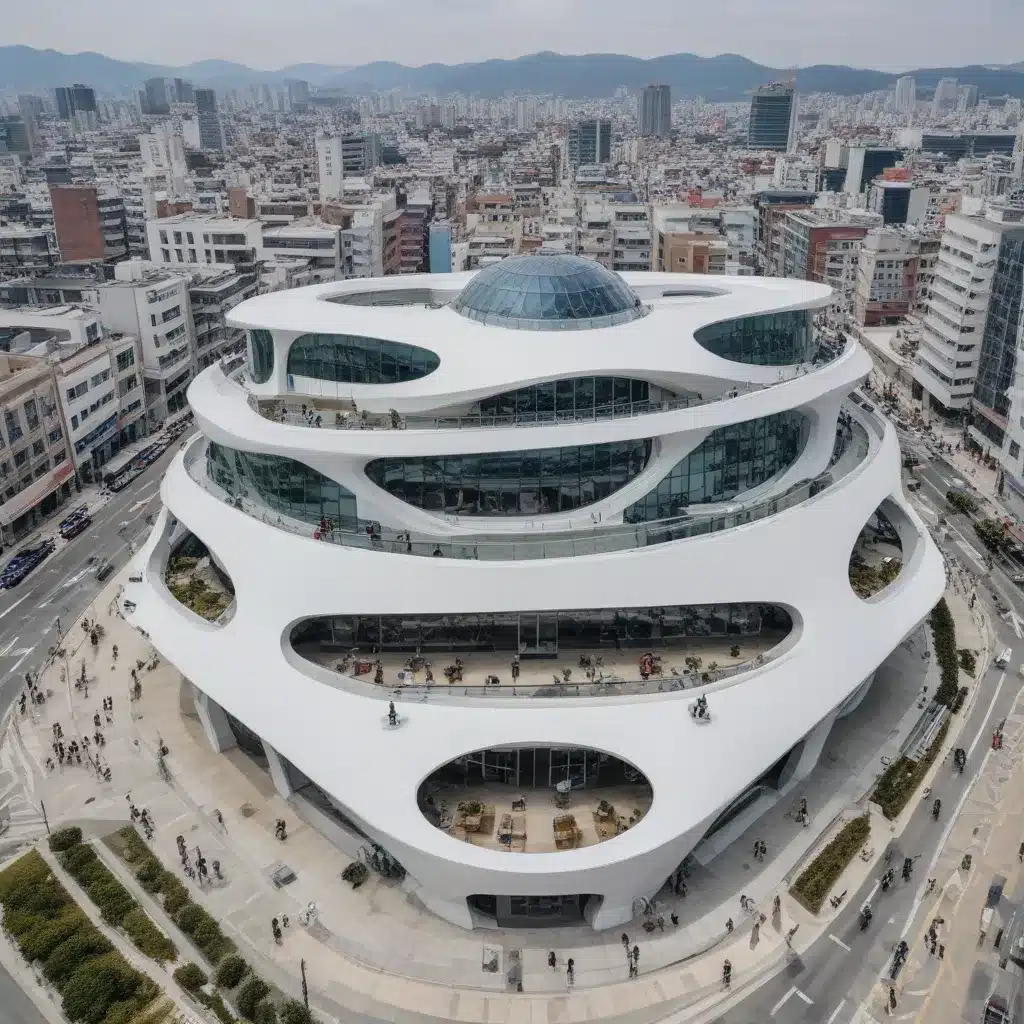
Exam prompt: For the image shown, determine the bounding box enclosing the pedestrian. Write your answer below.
[1019,840,1024,863]
[726,917,734,933]
[621,933,630,949]
[511,654,520,681]
[759,839,767,860]
[548,950,556,970]
[657,915,665,932]
[670,913,679,927]
[566,957,574,988]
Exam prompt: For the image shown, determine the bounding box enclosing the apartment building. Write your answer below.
[781,208,881,314]
[260,220,345,282]
[913,207,1008,416]
[317,134,382,201]
[50,185,129,265]
[146,214,262,275]
[0,353,74,547]
[0,225,58,277]
[752,190,816,275]
[968,204,1024,450]
[52,334,146,481]
[96,262,196,426]
[651,206,726,273]
[186,266,256,369]
[397,190,434,274]
[853,229,922,326]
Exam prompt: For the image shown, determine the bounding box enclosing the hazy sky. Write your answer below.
[9,0,1024,70]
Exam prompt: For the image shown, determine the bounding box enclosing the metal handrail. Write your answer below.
[181,414,871,563]
[230,338,849,434]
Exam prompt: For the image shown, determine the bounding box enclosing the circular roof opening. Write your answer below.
[451,254,648,331]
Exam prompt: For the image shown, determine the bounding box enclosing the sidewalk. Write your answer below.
[0,562,990,1024]
[866,667,1024,1023]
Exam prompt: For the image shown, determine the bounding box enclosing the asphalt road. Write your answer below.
[716,445,1024,1024]
[0,442,181,723]
[0,959,54,1024]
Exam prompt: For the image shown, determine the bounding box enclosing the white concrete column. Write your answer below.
[263,741,295,800]
[193,690,236,754]
[779,709,837,793]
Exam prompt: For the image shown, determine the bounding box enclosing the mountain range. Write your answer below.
[5,45,1024,100]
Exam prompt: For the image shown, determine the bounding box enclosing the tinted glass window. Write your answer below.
[208,442,358,530]
[248,329,274,383]
[625,412,808,521]
[366,439,651,517]
[694,311,814,365]
[478,378,651,419]
[287,334,439,384]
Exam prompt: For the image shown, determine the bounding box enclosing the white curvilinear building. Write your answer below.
[127,254,944,931]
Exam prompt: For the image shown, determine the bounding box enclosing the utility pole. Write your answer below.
[300,958,308,1009]
[40,800,49,834]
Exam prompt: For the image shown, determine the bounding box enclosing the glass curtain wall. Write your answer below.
[208,442,358,529]
[625,411,808,522]
[286,333,440,384]
[248,329,274,383]
[476,377,653,420]
[694,311,814,365]
[365,439,652,516]
[298,604,791,654]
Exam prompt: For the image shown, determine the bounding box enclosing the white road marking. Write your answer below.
[0,636,19,658]
[771,986,813,1016]
[771,987,798,1016]
[829,934,852,951]
[866,880,881,902]
[968,670,1006,760]
[1012,612,1024,640]
[827,1000,847,1024]
[0,593,31,621]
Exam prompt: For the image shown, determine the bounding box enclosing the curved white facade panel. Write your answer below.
[127,259,945,931]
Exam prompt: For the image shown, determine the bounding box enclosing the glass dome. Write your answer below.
[451,254,648,331]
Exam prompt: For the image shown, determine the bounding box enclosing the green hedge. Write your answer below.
[173,962,208,993]
[57,833,177,963]
[110,826,233,965]
[279,1000,318,1024]
[49,826,84,853]
[0,851,158,1024]
[123,908,177,964]
[872,720,949,820]
[929,599,961,709]
[790,815,870,914]
[214,954,250,989]
[237,976,270,1021]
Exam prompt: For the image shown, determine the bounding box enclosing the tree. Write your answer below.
[237,976,270,1021]
[279,1001,318,1024]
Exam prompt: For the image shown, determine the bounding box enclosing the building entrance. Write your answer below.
[468,893,596,927]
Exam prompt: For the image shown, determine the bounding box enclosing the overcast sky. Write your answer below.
[9,0,1024,70]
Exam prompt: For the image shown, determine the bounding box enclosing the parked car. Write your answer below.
[59,505,91,540]
[93,557,114,582]
[0,538,56,589]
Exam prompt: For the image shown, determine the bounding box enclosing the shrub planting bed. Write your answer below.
[0,850,159,1024]
[49,832,177,964]
[790,815,870,914]
[929,599,961,709]
[106,826,233,966]
[872,720,949,820]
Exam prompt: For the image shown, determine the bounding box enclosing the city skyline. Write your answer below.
[6,0,1024,74]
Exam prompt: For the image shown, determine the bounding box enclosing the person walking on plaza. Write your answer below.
[566,958,575,988]
[511,654,520,681]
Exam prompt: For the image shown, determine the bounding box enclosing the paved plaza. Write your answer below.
[0,562,989,1023]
